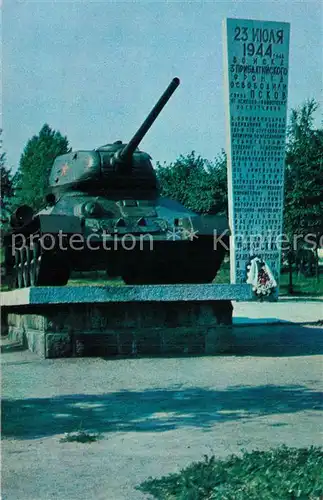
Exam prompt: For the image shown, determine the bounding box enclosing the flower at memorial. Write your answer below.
[246,257,277,299]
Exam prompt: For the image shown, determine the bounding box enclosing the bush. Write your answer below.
[60,430,101,444]
[137,446,323,499]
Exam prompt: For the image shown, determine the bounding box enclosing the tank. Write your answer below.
[3,78,229,288]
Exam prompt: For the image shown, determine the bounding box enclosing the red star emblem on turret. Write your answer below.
[61,164,69,176]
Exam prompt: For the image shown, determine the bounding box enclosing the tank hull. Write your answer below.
[58,237,226,284]
[3,229,228,288]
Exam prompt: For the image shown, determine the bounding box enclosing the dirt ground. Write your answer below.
[1,325,323,500]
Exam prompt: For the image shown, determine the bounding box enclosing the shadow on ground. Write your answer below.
[0,341,27,354]
[2,384,322,440]
[231,324,323,357]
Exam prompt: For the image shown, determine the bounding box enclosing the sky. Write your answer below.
[2,0,322,172]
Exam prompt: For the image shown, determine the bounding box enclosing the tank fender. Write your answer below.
[179,215,230,236]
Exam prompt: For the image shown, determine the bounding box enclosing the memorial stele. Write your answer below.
[223,18,290,285]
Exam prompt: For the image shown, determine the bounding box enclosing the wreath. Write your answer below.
[246,256,277,299]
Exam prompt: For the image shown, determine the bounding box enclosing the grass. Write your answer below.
[1,256,322,296]
[279,271,323,296]
[68,271,124,287]
[211,261,323,297]
[211,260,230,284]
[59,430,102,444]
[137,446,323,500]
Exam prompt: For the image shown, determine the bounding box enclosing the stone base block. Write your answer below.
[5,301,233,358]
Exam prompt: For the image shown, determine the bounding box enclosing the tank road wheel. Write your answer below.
[12,249,19,288]
[14,248,23,289]
[30,241,41,286]
[22,247,31,288]
[11,250,18,289]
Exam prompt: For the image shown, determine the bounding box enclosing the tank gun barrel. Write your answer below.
[118,77,180,162]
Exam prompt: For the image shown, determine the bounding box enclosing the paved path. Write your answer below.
[233,299,322,324]
[2,325,322,500]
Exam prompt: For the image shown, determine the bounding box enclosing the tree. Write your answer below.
[284,99,323,281]
[156,150,228,214]
[0,130,14,201]
[285,99,323,234]
[15,124,70,210]
[0,130,14,229]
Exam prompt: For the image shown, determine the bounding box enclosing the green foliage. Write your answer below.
[279,270,323,296]
[0,130,14,201]
[15,124,70,210]
[0,159,14,202]
[156,151,228,215]
[284,99,323,238]
[138,446,323,499]
[0,131,15,231]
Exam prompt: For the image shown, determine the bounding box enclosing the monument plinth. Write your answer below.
[1,285,253,358]
[223,18,290,289]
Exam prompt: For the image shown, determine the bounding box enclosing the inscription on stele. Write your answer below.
[223,18,290,284]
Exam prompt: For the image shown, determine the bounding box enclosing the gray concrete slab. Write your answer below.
[1,284,253,306]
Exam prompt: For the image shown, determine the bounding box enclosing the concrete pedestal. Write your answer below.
[1,284,252,358]
[5,301,234,358]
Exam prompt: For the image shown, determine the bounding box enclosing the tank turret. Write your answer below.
[49,78,180,194]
